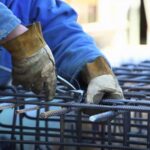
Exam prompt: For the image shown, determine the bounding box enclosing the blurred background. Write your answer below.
[66,0,150,66]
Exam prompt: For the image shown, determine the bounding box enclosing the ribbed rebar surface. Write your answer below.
[1,61,150,150]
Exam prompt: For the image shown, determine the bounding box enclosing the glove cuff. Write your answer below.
[80,57,114,84]
[2,22,46,60]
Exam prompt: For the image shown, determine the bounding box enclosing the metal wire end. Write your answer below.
[16,106,39,114]
[39,108,70,119]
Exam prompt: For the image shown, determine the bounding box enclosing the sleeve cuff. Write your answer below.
[0,3,21,40]
[0,18,21,40]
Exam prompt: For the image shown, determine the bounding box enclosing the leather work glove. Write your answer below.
[80,57,124,115]
[2,22,56,100]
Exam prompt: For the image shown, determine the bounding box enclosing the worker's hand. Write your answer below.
[86,74,124,104]
[2,22,56,100]
[12,45,56,99]
[80,57,124,115]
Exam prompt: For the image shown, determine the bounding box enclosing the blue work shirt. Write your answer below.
[0,0,104,81]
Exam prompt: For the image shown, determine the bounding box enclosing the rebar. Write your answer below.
[39,108,70,118]
[16,106,39,114]
[0,60,150,149]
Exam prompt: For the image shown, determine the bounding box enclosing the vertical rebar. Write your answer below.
[107,120,112,150]
[147,112,150,149]
[123,112,130,147]
[76,110,82,150]
[60,110,65,150]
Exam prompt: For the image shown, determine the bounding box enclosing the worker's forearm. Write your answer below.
[0,24,28,44]
[0,2,21,41]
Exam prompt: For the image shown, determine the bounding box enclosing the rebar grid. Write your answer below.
[0,61,150,150]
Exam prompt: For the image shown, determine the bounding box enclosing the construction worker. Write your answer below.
[0,0,123,107]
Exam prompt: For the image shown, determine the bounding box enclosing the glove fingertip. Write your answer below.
[32,87,41,95]
[86,95,96,105]
[93,92,104,104]
[45,91,55,101]
[47,81,56,101]
[12,79,19,86]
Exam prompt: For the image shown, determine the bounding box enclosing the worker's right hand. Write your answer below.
[2,22,57,100]
[12,45,56,100]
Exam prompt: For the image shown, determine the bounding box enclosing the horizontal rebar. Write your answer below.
[40,108,70,118]
[16,106,39,114]
[1,61,150,149]
[0,104,23,110]
[0,104,15,110]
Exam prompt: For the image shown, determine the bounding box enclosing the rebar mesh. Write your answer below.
[0,60,150,150]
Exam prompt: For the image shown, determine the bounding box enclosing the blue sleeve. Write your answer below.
[0,2,21,40]
[30,0,104,81]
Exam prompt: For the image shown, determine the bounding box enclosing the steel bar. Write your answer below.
[89,111,122,122]
[16,106,40,114]
[39,108,70,118]
[1,61,150,149]
[0,104,17,110]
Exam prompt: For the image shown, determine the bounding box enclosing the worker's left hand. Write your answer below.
[86,74,124,104]
[80,56,124,115]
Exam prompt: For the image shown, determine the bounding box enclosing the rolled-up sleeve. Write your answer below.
[0,2,21,40]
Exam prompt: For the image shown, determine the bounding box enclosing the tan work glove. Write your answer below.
[81,57,124,115]
[2,22,56,100]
